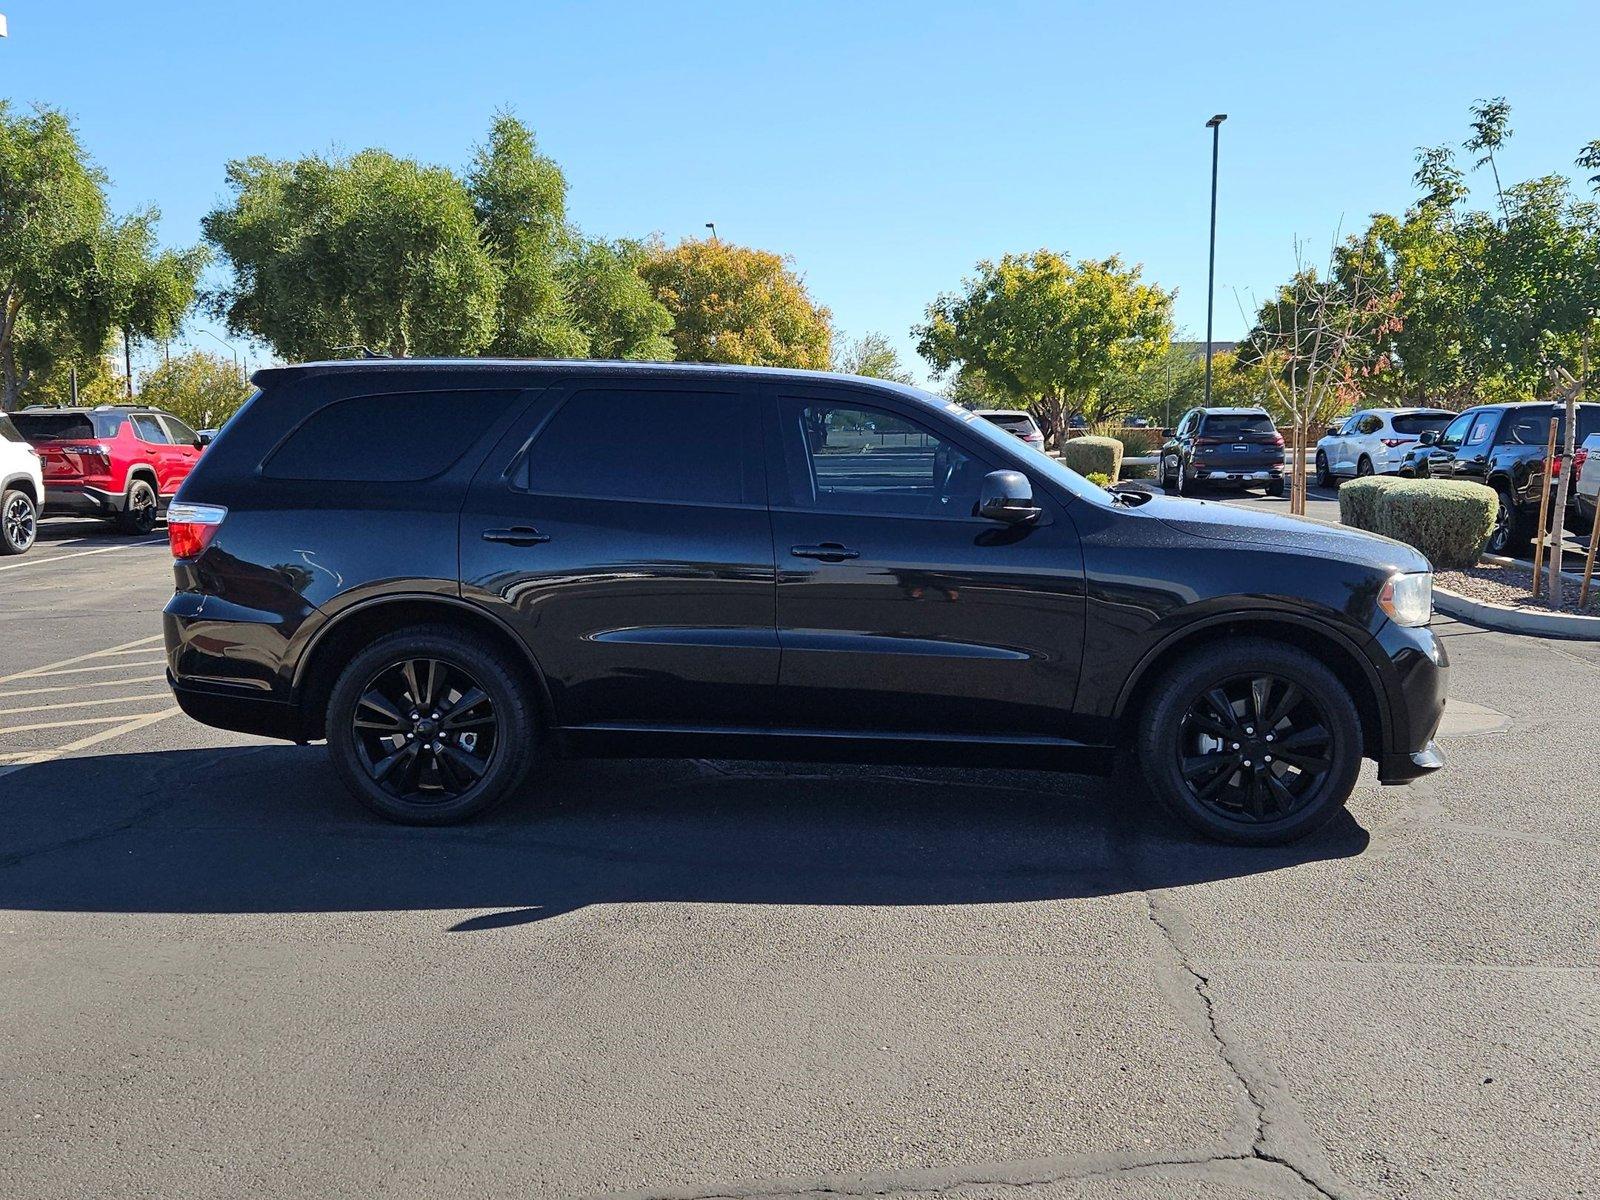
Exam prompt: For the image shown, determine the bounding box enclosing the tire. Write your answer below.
[1485,486,1531,557]
[1176,458,1195,497]
[325,625,540,825]
[1356,455,1375,478]
[1136,638,1363,845]
[1314,451,1334,488]
[1265,477,1285,498]
[117,478,159,534]
[1161,454,1176,490]
[1,488,38,555]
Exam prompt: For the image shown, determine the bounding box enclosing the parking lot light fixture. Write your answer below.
[705,222,718,242]
[1203,114,1227,411]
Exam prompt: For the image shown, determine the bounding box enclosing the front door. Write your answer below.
[764,389,1085,738]
[459,381,778,730]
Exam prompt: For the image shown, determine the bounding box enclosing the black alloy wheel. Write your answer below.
[1138,638,1362,844]
[1,489,37,555]
[326,626,539,824]
[118,479,159,534]
[1315,451,1333,488]
[1357,456,1375,478]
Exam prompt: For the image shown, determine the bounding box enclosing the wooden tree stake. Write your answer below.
[1530,417,1558,600]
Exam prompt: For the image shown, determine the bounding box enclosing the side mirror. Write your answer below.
[1324,425,1339,439]
[1161,428,1176,438]
[977,470,1041,525]
[1418,430,1438,446]
[194,435,211,448]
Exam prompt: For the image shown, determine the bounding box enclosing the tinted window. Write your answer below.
[0,415,24,443]
[782,400,989,517]
[160,415,199,445]
[1392,413,1454,435]
[1464,415,1494,446]
[1357,414,1384,435]
[12,412,96,441]
[1337,415,1362,436]
[1500,406,1600,447]
[131,415,171,444]
[1201,413,1276,437]
[264,390,517,482]
[517,389,750,505]
[982,412,1035,432]
[1439,413,1475,449]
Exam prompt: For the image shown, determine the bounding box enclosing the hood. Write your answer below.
[1143,495,1430,574]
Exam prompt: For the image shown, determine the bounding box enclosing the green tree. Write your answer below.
[561,238,674,361]
[640,239,831,368]
[204,149,500,360]
[915,250,1174,446]
[137,350,254,430]
[1,102,203,410]
[833,331,914,383]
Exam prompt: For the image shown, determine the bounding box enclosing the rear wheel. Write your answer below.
[1356,455,1375,478]
[1485,486,1531,556]
[326,626,539,825]
[1176,458,1196,497]
[117,478,159,534]
[1137,638,1362,844]
[1,488,37,555]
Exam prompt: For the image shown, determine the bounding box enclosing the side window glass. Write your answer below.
[1465,415,1494,447]
[1357,414,1383,435]
[161,415,199,445]
[1439,413,1474,449]
[263,390,518,482]
[1338,416,1362,436]
[518,388,751,505]
[132,415,171,444]
[781,400,990,518]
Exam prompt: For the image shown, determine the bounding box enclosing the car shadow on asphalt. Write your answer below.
[0,746,1369,931]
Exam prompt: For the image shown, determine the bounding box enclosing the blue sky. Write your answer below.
[4,0,1597,383]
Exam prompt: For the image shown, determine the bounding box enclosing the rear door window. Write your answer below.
[263,390,518,482]
[516,388,757,506]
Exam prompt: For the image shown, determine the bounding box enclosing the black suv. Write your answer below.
[164,360,1446,844]
[1406,401,1600,554]
[1159,407,1286,496]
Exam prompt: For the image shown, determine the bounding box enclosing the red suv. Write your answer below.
[12,406,207,534]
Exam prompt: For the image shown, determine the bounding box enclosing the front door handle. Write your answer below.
[482,526,550,546]
[791,542,859,562]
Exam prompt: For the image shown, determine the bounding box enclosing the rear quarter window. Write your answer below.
[261,389,519,482]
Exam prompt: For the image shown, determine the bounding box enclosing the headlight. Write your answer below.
[1379,571,1433,627]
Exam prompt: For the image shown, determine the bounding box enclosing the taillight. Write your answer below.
[1575,447,1590,476]
[167,502,228,559]
[1380,438,1409,448]
[1271,434,1285,446]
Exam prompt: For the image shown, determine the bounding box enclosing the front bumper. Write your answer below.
[1378,740,1445,784]
[1373,621,1449,783]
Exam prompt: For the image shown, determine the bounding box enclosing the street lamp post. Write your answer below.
[200,329,244,384]
[704,222,718,242]
[1203,114,1227,410]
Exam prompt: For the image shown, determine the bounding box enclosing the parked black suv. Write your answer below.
[1406,401,1600,554]
[1159,407,1286,496]
[164,361,1446,844]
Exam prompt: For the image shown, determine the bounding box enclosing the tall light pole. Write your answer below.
[1203,114,1227,409]
[199,329,243,383]
[704,222,718,242]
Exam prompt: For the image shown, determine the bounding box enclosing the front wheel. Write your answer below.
[1485,487,1531,556]
[326,626,540,824]
[1,488,38,555]
[1315,451,1334,488]
[1137,638,1363,844]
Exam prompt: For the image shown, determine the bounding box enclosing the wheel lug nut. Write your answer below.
[1243,759,1252,767]
[1244,726,1254,735]
[1231,742,1240,751]
[1265,733,1275,742]
[1264,755,1273,763]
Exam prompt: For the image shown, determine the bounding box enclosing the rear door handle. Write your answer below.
[791,542,859,562]
[482,527,550,546]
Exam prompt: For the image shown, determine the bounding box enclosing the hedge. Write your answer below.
[1057,435,1123,481]
[1337,476,1391,532]
[1376,480,1498,569]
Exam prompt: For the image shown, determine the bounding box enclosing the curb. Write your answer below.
[1433,585,1600,641]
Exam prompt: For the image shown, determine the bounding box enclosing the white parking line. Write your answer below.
[0,634,165,686]
[0,693,174,717]
[0,676,168,701]
[0,705,182,772]
[0,538,166,574]
[0,714,149,736]
[17,657,170,679]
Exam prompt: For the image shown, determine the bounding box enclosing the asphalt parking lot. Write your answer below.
[2,512,1597,1200]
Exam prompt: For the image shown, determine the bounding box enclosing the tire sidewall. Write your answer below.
[1139,639,1363,845]
[122,479,158,534]
[1,489,37,555]
[326,628,538,825]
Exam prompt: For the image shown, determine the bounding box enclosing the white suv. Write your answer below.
[1,412,44,555]
[1315,408,1455,484]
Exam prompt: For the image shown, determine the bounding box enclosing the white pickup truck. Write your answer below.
[1576,432,1600,533]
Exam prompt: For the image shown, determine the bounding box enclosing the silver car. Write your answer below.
[1316,408,1455,483]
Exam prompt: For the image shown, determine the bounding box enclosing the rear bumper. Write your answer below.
[168,673,309,741]
[40,483,122,517]
[1192,467,1282,482]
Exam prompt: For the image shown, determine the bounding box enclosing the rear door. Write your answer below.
[459,379,778,730]
[129,413,181,495]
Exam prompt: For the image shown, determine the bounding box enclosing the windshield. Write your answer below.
[1201,413,1276,437]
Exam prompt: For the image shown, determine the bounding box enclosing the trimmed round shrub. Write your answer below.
[1376,480,1497,569]
[1337,476,1394,532]
[1057,435,1123,481]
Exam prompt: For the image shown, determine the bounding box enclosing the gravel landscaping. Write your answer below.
[1436,560,1600,614]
